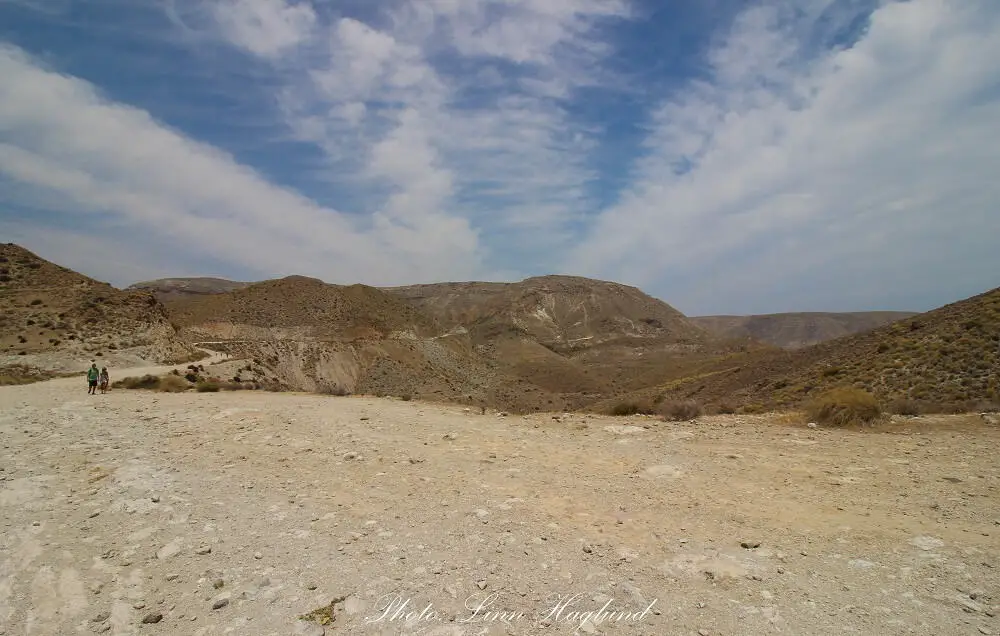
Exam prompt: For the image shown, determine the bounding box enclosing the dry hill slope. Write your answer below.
[0,244,198,380]
[647,286,1000,413]
[691,311,918,349]
[164,276,570,412]
[128,277,252,301]
[385,275,708,349]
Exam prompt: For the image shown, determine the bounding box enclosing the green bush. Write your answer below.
[196,381,221,393]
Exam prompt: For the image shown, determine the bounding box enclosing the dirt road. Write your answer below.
[1,372,998,635]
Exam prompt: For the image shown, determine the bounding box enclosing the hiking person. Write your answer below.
[86,363,99,395]
[99,367,110,394]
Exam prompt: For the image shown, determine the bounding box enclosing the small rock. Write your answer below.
[88,511,100,518]
[132,602,145,610]
[699,630,711,636]
[165,574,179,582]
[343,452,360,460]
[978,628,992,636]
[294,622,326,636]
[91,611,110,623]
[151,496,160,503]
[213,579,224,589]
[305,583,317,590]
[806,422,817,429]
[211,598,230,610]
[194,546,212,555]
[741,541,761,549]
[582,544,593,554]
[443,433,458,441]
[476,580,487,590]
[141,612,163,624]
[253,552,263,560]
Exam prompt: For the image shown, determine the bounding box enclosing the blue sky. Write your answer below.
[0,0,998,316]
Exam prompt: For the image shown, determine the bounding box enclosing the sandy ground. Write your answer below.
[1,361,998,635]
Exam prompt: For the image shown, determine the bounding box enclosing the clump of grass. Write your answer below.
[888,397,922,416]
[195,380,221,393]
[714,400,737,415]
[157,374,190,393]
[113,374,191,392]
[660,400,703,421]
[317,383,350,396]
[608,401,655,416]
[805,387,882,427]
[113,374,161,390]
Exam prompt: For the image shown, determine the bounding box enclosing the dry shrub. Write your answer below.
[317,383,350,396]
[608,401,655,416]
[113,374,160,390]
[888,398,922,416]
[805,388,882,427]
[715,400,737,415]
[773,410,807,426]
[660,400,703,421]
[157,374,190,393]
[195,380,221,393]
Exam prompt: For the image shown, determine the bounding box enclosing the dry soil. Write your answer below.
[1,359,998,635]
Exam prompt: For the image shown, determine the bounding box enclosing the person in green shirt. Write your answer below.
[87,363,99,395]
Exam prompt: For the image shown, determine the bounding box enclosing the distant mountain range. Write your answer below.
[4,247,995,414]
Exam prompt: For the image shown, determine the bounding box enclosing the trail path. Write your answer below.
[1,375,998,635]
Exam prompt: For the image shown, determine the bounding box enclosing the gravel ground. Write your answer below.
[1,365,998,636]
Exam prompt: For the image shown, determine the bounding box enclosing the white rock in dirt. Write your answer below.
[294,622,325,636]
[909,536,944,551]
[156,539,183,559]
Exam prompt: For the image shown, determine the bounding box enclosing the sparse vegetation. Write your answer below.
[805,388,882,427]
[317,383,350,396]
[158,374,190,393]
[888,397,922,416]
[608,401,655,416]
[113,375,162,390]
[195,380,221,392]
[660,400,703,421]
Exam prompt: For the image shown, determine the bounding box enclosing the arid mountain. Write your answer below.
[155,273,765,412]
[691,311,918,349]
[163,276,575,412]
[384,275,710,349]
[165,275,441,341]
[127,277,252,300]
[383,276,771,403]
[616,286,1000,414]
[0,244,198,378]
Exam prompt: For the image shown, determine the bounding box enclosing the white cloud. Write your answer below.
[2,0,997,316]
[566,0,1000,314]
[220,0,631,250]
[212,0,316,59]
[0,44,484,286]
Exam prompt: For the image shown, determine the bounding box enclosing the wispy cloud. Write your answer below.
[567,0,1000,313]
[0,43,484,286]
[0,0,997,314]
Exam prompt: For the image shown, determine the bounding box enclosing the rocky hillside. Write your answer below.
[163,276,573,412]
[165,276,441,342]
[0,244,199,378]
[627,286,1000,414]
[691,311,917,349]
[128,277,251,300]
[385,275,709,350]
